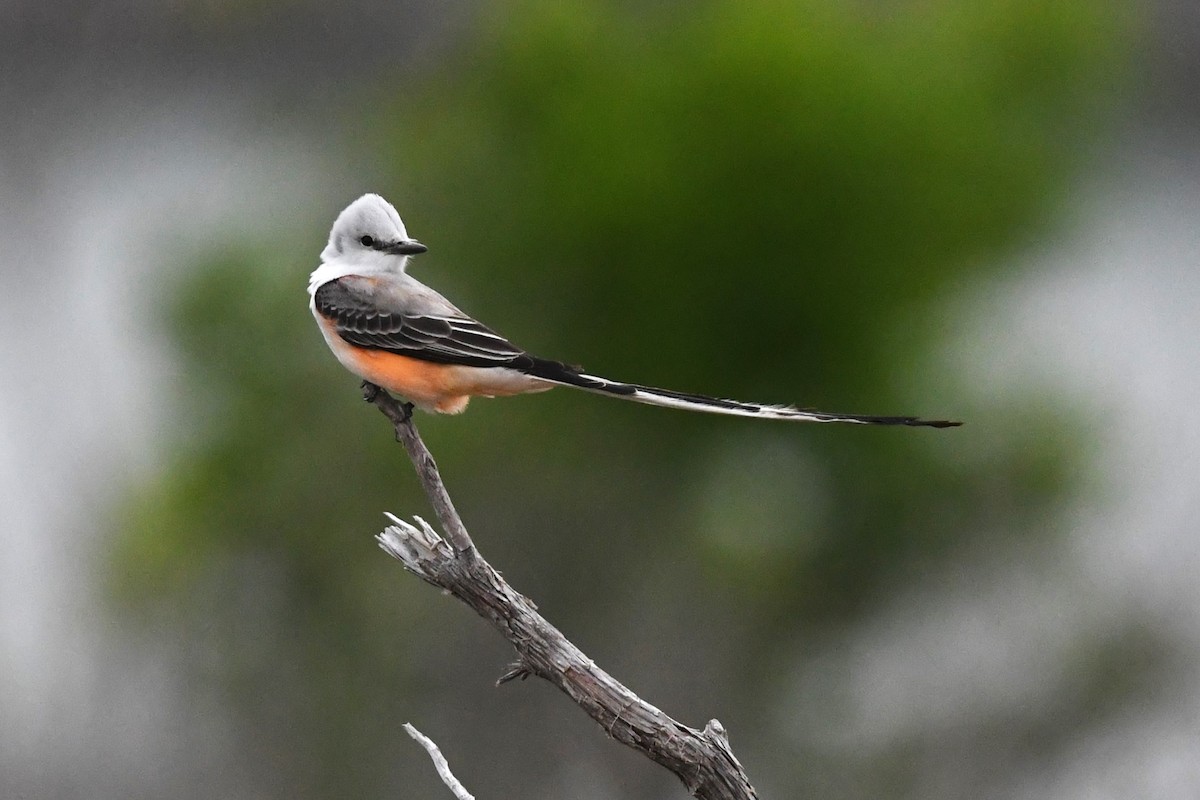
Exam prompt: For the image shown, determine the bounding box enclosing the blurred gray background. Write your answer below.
[3,1,1199,798]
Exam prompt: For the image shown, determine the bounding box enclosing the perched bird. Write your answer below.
[308,194,960,428]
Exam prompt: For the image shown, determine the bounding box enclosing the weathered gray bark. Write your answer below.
[365,383,758,800]
[404,723,475,800]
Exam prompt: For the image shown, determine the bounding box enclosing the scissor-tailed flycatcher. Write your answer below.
[308,194,960,427]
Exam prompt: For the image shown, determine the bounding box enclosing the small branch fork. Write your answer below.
[363,383,758,800]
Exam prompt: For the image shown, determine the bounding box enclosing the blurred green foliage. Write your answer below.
[112,1,1132,797]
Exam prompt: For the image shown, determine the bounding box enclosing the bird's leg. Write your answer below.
[361,380,382,403]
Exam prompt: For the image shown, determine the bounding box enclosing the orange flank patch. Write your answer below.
[315,314,551,414]
[347,348,475,413]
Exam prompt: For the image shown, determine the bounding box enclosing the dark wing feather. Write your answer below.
[313,278,533,368]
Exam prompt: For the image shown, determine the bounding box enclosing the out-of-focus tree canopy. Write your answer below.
[112,1,1131,797]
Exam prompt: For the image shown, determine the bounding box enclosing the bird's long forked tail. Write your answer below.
[526,358,961,428]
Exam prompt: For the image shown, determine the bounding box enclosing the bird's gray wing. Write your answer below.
[313,277,530,368]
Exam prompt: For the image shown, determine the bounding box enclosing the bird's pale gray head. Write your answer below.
[321,193,427,264]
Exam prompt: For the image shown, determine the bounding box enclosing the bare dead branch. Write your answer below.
[404,723,476,800]
[362,382,473,553]
[366,384,758,800]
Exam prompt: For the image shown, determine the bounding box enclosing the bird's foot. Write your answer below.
[361,381,414,426]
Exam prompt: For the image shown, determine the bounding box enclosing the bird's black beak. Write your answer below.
[386,239,428,255]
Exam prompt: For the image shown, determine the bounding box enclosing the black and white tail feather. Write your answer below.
[524,357,960,428]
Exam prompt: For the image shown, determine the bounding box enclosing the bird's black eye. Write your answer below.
[359,235,375,247]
